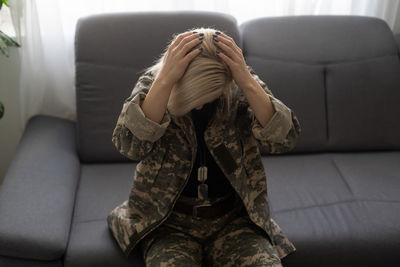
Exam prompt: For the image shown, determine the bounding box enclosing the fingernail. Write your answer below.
[212,34,218,38]
[215,31,221,35]
[198,47,203,52]
[193,31,198,34]
[216,49,221,54]
[199,33,204,36]
[213,37,219,42]
[199,36,204,40]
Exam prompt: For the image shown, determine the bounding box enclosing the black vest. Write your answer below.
[180,99,236,198]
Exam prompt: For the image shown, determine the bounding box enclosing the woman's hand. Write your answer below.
[212,32,254,90]
[157,31,203,87]
[213,32,278,128]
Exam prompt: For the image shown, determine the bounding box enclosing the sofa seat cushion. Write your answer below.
[65,152,399,266]
[64,163,145,267]
[264,151,400,266]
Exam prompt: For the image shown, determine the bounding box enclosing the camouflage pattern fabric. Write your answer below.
[107,65,302,261]
[139,192,282,267]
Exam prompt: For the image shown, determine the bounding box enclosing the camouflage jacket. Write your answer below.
[107,65,302,259]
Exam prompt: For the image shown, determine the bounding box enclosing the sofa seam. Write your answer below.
[245,53,397,66]
[273,198,400,214]
[331,157,354,196]
[323,65,329,143]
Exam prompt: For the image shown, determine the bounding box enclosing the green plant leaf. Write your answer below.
[0,2,3,9]
[0,37,10,57]
[0,31,20,47]
[2,0,9,7]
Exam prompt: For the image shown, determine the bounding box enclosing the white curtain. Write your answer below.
[9,0,400,130]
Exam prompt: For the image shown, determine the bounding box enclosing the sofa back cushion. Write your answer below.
[75,11,240,162]
[241,15,400,154]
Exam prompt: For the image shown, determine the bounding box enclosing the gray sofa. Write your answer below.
[1,11,399,267]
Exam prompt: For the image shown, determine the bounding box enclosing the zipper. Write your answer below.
[126,128,197,256]
[205,122,277,247]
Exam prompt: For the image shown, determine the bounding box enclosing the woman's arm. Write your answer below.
[236,67,302,154]
[112,71,172,161]
[239,70,276,128]
[140,76,174,125]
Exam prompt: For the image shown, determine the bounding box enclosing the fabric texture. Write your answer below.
[139,193,283,267]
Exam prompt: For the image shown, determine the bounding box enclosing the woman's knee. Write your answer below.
[142,229,203,267]
[204,218,282,267]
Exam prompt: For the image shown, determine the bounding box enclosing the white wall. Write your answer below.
[0,47,22,186]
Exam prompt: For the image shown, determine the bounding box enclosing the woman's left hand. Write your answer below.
[213,32,254,90]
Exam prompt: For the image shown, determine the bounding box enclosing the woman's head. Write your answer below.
[143,27,233,117]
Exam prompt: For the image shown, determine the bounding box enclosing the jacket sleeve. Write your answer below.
[237,66,302,154]
[112,71,171,161]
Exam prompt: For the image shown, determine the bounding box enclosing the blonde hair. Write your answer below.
[142,27,233,117]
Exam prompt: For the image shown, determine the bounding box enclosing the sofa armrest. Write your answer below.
[395,33,400,54]
[0,115,80,261]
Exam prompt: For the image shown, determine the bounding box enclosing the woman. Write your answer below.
[107,27,302,266]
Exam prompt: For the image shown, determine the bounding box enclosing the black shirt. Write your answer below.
[180,99,236,198]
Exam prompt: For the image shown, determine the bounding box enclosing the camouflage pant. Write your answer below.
[139,192,282,267]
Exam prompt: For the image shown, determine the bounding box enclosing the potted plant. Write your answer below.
[0,0,20,119]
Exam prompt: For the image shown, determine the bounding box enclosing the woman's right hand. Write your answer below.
[156,31,203,87]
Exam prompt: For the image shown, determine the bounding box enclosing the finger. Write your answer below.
[214,33,242,54]
[181,37,203,57]
[216,49,234,66]
[175,33,202,54]
[214,34,241,55]
[183,47,203,64]
[213,37,240,62]
[169,31,197,50]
